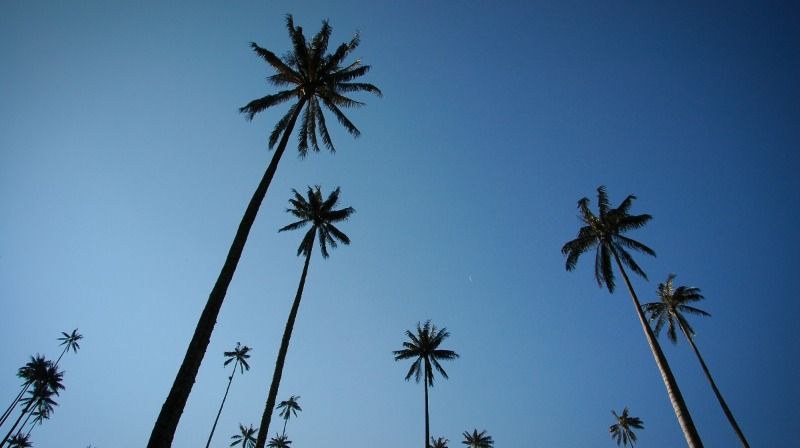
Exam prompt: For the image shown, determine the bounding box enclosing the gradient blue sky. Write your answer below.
[1,1,798,447]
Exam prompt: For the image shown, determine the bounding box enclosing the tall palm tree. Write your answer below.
[276,395,302,436]
[1,363,63,448]
[6,434,31,448]
[461,429,493,448]
[643,274,750,447]
[230,424,258,448]
[610,408,644,447]
[55,329,83,367]
[267,434,291,448]
[205,343,253,448]
[430,437,449,448]
[148,16,380,447]
[561,186,702,447]
[0,356,49,429]
[394,321,459,448]
[254,186,354,448]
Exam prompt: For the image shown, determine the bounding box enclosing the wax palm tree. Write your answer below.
[431,437,449,448]
[230,424,258,448]
[276,395,302,436]
[0,356,49,429]
[6,434,30,448]
[394,321,459,448]
[55,329,83,367]
[205,343,253,448]
[610,408,644,447]
[643,274,750,447]
[1,363,63,448]
[462,429,493,448]
[561,186,702,447]
[254,186,354,448]
[148,16,380,447]
[267,434,291,448]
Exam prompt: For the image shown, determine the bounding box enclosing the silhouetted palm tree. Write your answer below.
[561,186,702,447]
[206,343,253,448]
[255,186,354,448]
[462,429,493,448]
[430,437,449,448]
[230,424,258,448]
[267,434,291,448]
[394,321,459,448]
[6,434,31,448]
[148,15,380,447]
[1,363,63,448]
[609,408,644,447]
[643,274,749,447]
[0,356,49,429]
[276,395,302,436]
[55,329,83,367]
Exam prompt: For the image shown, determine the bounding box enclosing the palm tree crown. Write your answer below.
[430,437,449,448]
[279,186,354,258]
[462,429,494,448]
[224,342,253,374]
[609,408,644,447]
[561,185,655,292]
[240,15,382,156]
[7,434,31,448]
[57,329,83,356]
[643,274,709,343]
[276,395,302,435]
[393,321,459,386]
[230,424,258,448]
[267,434,292,448]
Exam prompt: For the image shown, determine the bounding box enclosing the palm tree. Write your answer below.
[55,329,83,367]
[276,395,302,436]
[230,424,258,448]
[254,186,354,448]
[0,356,49,429]
[430,437,449,448]
[205,343,253,448]
[561,186,702,447]
[6,434,31,448]
[1,363,63,448]
[148,16,380,447]
[461,429,493,448]
[267,434,291,448]
[394,321,459,448]
[610,408,644,447]
[643,274,750,447]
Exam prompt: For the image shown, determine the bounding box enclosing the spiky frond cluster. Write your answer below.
[266,434,292,448]
[609,408,644,447]
[277,396,302,421]
[430,437,449,448]
[461,429,493,448]
[20,361,64,423]
[224,342,253,374]
[393,321,459,387]
[240,15,382,156]
[642,274,710,343]
[231,423,258,448]
[561,186,655,292]
[7,434,32,448]
[58,329,83,354]
[279,186,354,258]
[17,355,50,387]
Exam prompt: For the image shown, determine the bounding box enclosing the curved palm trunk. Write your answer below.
[281,418,288,437]
[255,244,314,448]
[423,377,430,448]
[678,323,749,447]
[205,360,239,448]
[611,250,703,448]
[11,407,34,441]
[0,400,33,448]
[0,386,28,428]
[147,98,306,448]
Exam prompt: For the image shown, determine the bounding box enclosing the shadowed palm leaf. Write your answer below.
[230,424,258,448]
[462,429,493,448]
[430,437,449,448]
[276,395,302,436]
[610,408,644,447]
[56,329,83,366]
[267,434,291,448]
[7,434,31,448]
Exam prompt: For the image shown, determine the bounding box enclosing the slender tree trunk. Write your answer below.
[12,408,34,440]
[147,98,306,448]
[0,400,32,448]
[205,361,239,448]
[53,345,69,368]
[424,376,430,448]
[255,244,314,448]
[679,323,749,447]
[0,385,28,428]
[281,418,287,437]
[611,250,703,448]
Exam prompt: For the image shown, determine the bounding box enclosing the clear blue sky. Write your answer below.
[1,1,798,447]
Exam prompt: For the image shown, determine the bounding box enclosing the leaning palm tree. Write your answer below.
[561,186,702,447]
[205,343,253,448]
[55,329,83,367]
[1,363,63,448]
[6,434,31,448]
[148,15,380,447]
[276,395,302,436]
[394,321,459,448]
[462,429,493,448]
[0,356,49,429]
[610,408,644,447]
[254,186,354,448]
[643,274,750,447]
[430,437,449,448]
[230,424,258,448]
[267,434,291,448]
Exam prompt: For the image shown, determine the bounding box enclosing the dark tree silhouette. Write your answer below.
[0,356,48,429]
[276,395,302,436]
[643,274,750,447]
[55,329,83,367]
[394,321,459,448]
[461,429,493,448]
[230,424,257,448]
[267,434,291,448]
[610,408,644,447]
[6,434,30,448]
[430,437,449,448]
[147,15,379,447]
[1,362,63,448]
[561,186,702,447]
[254,186,354,448]
[206,343,253,448]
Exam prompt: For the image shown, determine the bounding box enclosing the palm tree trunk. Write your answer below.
[147,98,307,448]
[611,250,703,448]
[53,344,69,368]
[424,377,430,448]
[679,323,749,447]
[205,361,239,448]
[281,418,287,437]
[255,244,314,448]
[0,400,32,448]
[0,385,28,428]
[12,407,34,440]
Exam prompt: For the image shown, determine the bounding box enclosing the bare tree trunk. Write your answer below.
[0,385,27,428]
[147,98,306,448]
[611,250,703,448]
[0,400,33,448]
[205,361,239,448]
[424,376,430,448]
